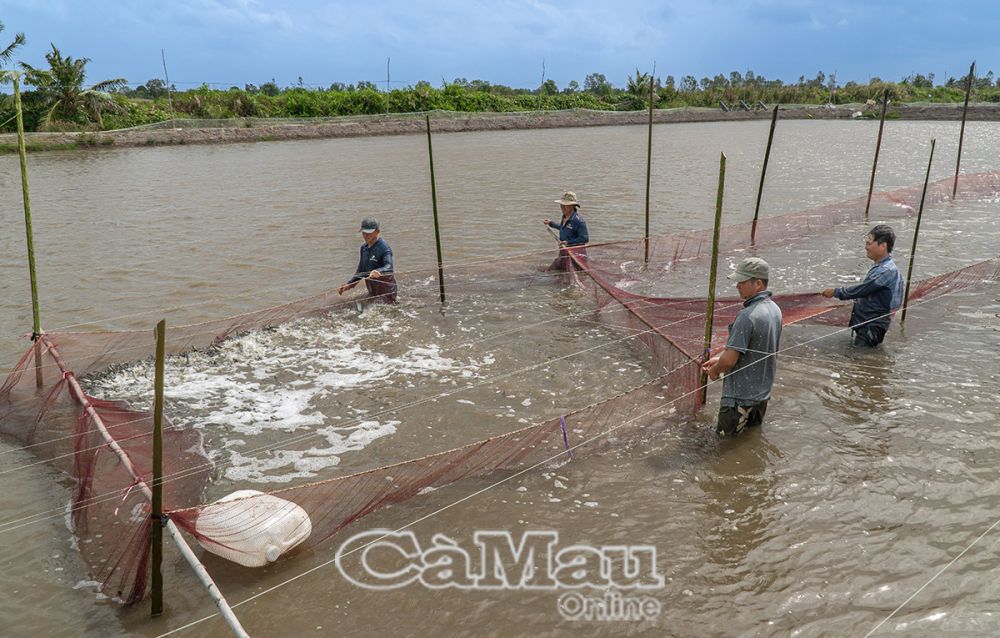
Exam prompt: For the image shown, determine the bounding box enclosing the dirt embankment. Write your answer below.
[3,103,998,152]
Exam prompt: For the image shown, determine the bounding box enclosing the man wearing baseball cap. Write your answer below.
[338,217,397,303]
[702,257,782,436]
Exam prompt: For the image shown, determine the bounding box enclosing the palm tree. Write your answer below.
[623,68,653,110]
[20,44,127,128]
[0,21,25,68]
[626,68,652,98]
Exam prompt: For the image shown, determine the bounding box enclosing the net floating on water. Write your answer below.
[1,172,998,603]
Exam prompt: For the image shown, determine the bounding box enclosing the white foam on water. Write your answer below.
[84,313,482,483]
[222,420,399,483]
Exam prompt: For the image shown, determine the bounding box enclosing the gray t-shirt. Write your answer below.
[721,291,782,407]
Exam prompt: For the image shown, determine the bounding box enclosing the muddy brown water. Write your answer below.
[1,120,999,637]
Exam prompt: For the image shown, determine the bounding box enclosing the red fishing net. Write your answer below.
[1,172,998,603]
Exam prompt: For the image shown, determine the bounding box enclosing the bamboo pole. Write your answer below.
[700,153,726,405]
[644,76,654,264]
[12,73,44,388]
[425,115,446,304]
[953,61,975,199]
[751,104,779,243]
[902,139,936,324]
[863,88,889,219]
[39,338,250,638]
[161,50,175,121]
[151,320,165,616]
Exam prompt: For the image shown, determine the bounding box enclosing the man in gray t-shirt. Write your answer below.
[702,257,783,436]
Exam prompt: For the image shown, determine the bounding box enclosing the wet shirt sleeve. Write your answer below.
[725,311,753,353]
[572,216,589,245]
[372,243,393,274]
[834,269,884,300]
[561,214,589,246]
[347,245,367,283]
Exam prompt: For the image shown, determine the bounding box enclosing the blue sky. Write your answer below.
[1,1,997,90]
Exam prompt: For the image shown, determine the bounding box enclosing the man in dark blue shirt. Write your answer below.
[543,191,589,247]
[338,217,397,303]
[821,224,904,347]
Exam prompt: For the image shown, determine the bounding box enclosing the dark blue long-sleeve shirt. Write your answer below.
[834,255,904,330]
[547,210,589,246]
[348,237,394,283]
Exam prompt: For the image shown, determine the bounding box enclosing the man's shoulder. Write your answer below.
[872,256,902,282]
[746,295,782,323]
[873,256,899,272]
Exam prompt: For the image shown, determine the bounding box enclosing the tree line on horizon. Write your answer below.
[1,28,998,133]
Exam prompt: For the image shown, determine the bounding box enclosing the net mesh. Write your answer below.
[1,172,997,603]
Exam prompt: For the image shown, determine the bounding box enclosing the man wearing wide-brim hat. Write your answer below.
[543,191,589,248]
[702,257,782,436]
[338,217,397,303]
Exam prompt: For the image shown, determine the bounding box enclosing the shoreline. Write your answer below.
[2,103,999,152]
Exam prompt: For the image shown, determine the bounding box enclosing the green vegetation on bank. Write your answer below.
[1,39,999,133]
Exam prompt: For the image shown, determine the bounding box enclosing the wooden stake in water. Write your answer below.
[902,139,936,325]
[151,319,165,617]
[751,104,779,243]
[425,115,446,304]
[864,89,889,219]
[12,73,43,387]
[700,153,726,405]
[953,61,975,199]
[644,76,654,264]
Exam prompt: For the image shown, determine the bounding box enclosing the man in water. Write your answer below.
[543,191,589,247]
[338,217,397,303]
[821,224,904,347]
[702,257,782,437]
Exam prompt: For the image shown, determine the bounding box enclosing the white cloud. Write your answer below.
[173,0,295,32]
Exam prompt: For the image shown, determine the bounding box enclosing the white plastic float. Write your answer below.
[194,490,312,567]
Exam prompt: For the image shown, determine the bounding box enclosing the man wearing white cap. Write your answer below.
[338,217,397,303]
[702,257,782,436]
[543,191,589,247]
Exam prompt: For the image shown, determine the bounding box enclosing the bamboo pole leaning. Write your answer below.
[38,337,251,638]
[700,153,726,405]
[425,115,446,304]
[953,61,975,199]
[751,104,779,244]
[10,72,44,387]
[902,139,936,324]
[864,89,890,220]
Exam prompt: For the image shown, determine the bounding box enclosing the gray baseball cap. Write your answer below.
[727,257,770,282]
[359,217,380,233]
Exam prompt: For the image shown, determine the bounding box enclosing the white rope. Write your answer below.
[3,265,993,528]
[0,278,699,464]
[0,296,745,533]
[0,274,988,535]
[10,241,574,338]
[154,288,968,636]
[0,266,573,387]
[863,516,1000,637]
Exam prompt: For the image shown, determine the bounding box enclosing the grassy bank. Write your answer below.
[3,103,999,155]
[2,76,999,134]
